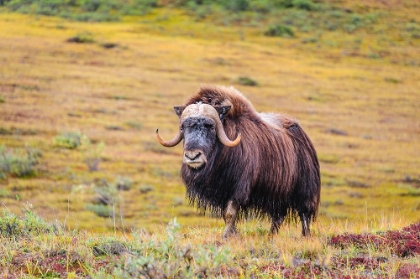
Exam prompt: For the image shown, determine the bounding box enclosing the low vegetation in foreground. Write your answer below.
[0,208,419,278]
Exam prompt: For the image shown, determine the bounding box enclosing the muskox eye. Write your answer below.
[205,124,214,129]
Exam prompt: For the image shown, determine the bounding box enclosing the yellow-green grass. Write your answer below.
[0,0,419,238]
[0,208,418,278]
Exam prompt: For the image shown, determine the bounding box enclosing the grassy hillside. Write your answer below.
[0,0,419,277]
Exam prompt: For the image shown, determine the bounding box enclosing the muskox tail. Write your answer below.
[285,121,321,221]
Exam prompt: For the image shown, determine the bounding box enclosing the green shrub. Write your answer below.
[5,0,156,20]
[139,184,154,194]
[277,0,293,8]
[405,22,420,39]
[89,238,128,256]
[53,132,104,171]
[67,32,95,44]
[86,204,113,218]
[0,145,41,178]
[0,206,55,238]
[344,14,365,33]
[192,4,211,20]
[237,76,258,86]
[264,24,295,37]
[222,0,249,12]
[302,37,318,44]
[249,0,273,13]
[80,135,105,171]
[0,210,25,238]
[116,176,133,191]
[71,11,120,22]
[5,0,32,11]
[292,0,317,11]
[367,52,381,59]
[88,179,121,218]
[115,218,231,278]
[0,95,5,103]
[100,42,119,49]
[398,184,420,197]
[120,0,157,16]
[78,0,101,12]
[53,131,83,149]
[0,188,9,198]
[326,9,344,19]
[365,13,378,24]
[0,128,38,136]
[7,0,63,15]
[384,77,402,84]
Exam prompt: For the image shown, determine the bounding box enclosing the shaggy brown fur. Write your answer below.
[179,85,320,236]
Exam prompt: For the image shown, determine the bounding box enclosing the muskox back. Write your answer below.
[157,85,321,238]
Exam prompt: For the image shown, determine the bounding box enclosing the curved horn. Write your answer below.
[216,124,241,147]
[156,129,183,147]
[210,112,241,147]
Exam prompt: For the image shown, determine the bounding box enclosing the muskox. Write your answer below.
[156,85,320,238]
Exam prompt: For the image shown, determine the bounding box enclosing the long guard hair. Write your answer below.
[180,85,321,223]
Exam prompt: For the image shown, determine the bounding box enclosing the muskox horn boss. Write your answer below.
[156,103,241,147]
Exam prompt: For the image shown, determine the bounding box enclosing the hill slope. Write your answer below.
[0,1,419,276]
[1,3,419,230]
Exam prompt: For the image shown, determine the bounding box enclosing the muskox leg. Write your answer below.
[299,212,311,237]
[270,215,285,234]
[222,200,238,239]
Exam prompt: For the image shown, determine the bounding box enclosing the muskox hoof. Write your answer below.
[302,229,311,237]
[270,225,279,235]
[222,227,238,239]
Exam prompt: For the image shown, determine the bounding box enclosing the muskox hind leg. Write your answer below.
[222,200,238,239]
[299,212,311,237]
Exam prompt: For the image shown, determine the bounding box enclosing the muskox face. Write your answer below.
[156,103,241,170]
[181,116,217,169]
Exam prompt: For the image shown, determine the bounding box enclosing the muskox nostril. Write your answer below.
[185,151,201,161]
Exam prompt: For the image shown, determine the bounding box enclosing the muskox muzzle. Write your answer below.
[183,149,204,168]
[156,103,241,168]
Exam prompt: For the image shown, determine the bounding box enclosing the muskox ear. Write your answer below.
[173,106,185,118]
[215,106,231,120]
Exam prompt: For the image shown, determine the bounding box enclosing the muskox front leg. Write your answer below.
[270,207,287,234]
[299,212,311,237]
[222,200,238,239]
[270,215,285,234]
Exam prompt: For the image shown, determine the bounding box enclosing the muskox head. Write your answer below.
[156,103,241,169]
